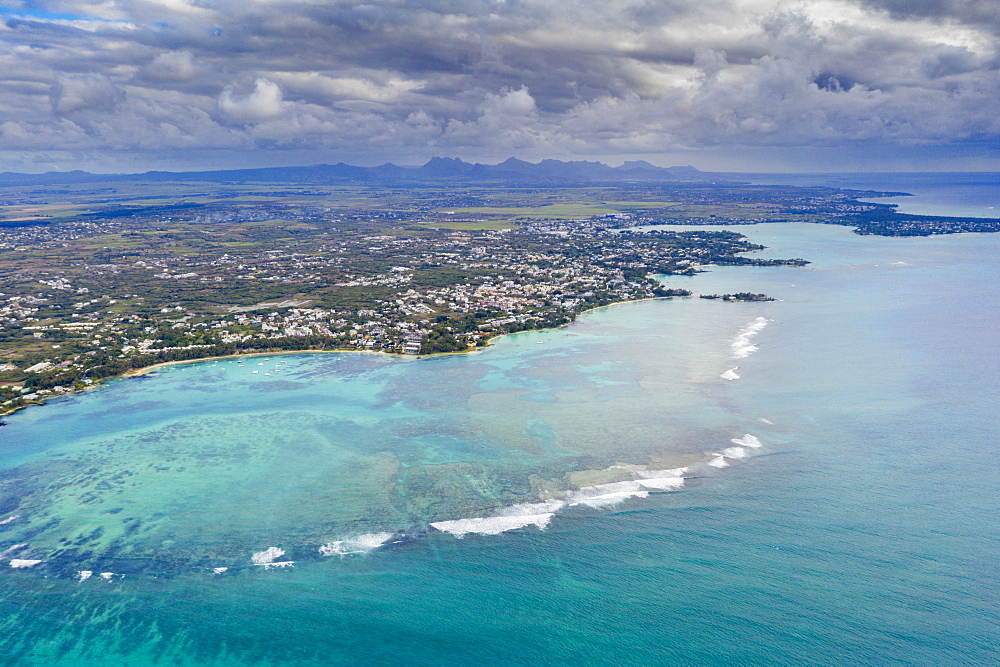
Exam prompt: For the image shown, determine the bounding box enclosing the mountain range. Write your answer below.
[0,157,709,187]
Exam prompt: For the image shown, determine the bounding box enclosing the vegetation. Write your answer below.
[12,176,964,413]
[699,293,777,302]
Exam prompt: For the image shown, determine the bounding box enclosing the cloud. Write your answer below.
[859,0,1000,31]
[141,50,197,82]
[0,0,997,171]
[51,74,123,115]
[442,87,549,151]
[218,78,287,124]
[273,72,424,106]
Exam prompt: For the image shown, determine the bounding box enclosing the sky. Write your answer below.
[0,0,998,174]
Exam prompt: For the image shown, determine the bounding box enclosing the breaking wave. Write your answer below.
[319,532,395,556]
[252,547,295,576]
[720,367,740,381]
[731,434,762,448]
[21,440,764,578]
[432,468,690,537]
[732,317,769,359]
[251,547,286,564]
[431,513,556,538]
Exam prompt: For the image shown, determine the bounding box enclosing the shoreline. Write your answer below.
[1,294,696,419]
[130,295,687,371]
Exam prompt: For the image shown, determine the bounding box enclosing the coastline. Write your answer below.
[1,293,697,419]
[131,295,689,370]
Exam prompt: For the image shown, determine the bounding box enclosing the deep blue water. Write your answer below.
[0,177,998,665]
[733,171,1000,218]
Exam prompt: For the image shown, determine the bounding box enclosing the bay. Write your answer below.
[1,182,998,665]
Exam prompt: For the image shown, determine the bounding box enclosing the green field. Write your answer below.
[449,204,622,218]
[602,201,681,207]
[419,220,518,231]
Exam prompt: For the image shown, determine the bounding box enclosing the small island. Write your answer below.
[699,293,776,302]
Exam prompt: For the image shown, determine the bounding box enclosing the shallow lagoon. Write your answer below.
[0,282,769,577]
[1,221,998,665]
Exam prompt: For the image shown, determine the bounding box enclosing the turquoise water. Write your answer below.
[1,202,999,663]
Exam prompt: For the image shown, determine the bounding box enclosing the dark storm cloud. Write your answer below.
[859,0,1000,30]
[0,0,997,171]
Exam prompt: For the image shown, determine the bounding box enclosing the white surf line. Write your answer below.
[50,436,771,579]
[707,455,729,468]
[250,546,294,569]
[731,317,769,359]
[319,532,395,556]
[709,432,765,468]
[431,469,690,538]
[429,513,556,538]
[731,434,762,448]
[432,434,769,540]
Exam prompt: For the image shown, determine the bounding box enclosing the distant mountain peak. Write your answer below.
[618,160,660,171]
[0,157,713,186]
[419,156,475,176]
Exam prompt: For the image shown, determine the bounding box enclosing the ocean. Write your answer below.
[0,175,998,665]
[733,171,1000,219]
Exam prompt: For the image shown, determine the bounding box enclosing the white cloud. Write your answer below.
[51,74,123,115]
[443,86,545,148]
[272,71,425,105]
[0,0,997,170]
[142,50,197,82]
[218,78,287,124]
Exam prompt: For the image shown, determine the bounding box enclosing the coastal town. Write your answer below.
[9,172,984,414]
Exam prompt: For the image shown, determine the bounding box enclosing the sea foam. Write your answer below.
[9,559,41,569]
[319,532,395,556]
[720,367,740,380]
[635,476,686,491]
[708,456,729,468]
[732,317,769,358]
[730,434,762,448]
[636,467,687,478]
[431,513,555,538]
[432,469,689,538]
[251,547,285,564]
[0,515,18,526]
[567,481,651,508]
